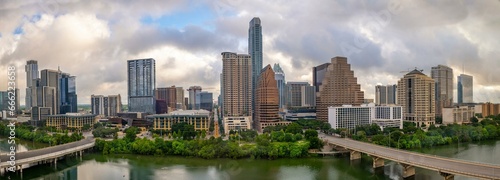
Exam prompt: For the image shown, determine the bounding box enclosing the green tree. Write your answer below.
[286,123,303,134]
[124,127,138,142]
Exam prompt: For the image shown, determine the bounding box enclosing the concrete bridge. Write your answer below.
[0,137,95,174]
[321,133,500,180]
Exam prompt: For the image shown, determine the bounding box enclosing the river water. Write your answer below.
[0,139,498,180]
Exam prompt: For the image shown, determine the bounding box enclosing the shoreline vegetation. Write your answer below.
[0,122,84,146]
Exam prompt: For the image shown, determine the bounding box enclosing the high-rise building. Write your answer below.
[197,91,213,112]
[287,82,309,107]
[255,65,286,131]
[458,74,473,104]
[313,63,331,93]
[175,87,185,110]
[187,86,202,110]
[431,65,453,116]
[0,89,19,116]
[25,60,38,112]
[273,63,287,110]
[40,69,61,114]
[249,17,263,118]
[59,73,78,114]
[156,86,177,111]
[91,94,122,117]
[221,52,252,117]
[397,69,436,127]
[316,57,364,121]
[301,85,316,107]
[328,104,403,130]
[127,59,156,114]
[375,85,397,105]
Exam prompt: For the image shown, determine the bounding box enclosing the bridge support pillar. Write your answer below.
[439,172,454,180]
[372,157,385,168]
[401,164,415,179]
[54,158,57,169]
[350,151,361,160]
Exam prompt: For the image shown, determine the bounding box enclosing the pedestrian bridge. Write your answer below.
[321,133,500,180]
[0,138,95,174]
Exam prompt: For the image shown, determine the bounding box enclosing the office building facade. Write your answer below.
[197,91,213,112]
[249,17,263,116]
[458,74,473,104]
[375,85,397,105]
[127,59,156,114]
[287,82,309,107]
[148,110,210,131]
[301,85,316,107]
[317,57,364,121]
[328,104,403,131]
[91,94,122,117]
[397,69,436,127]
[313,63,331,93]
[221,52,252,117]
[46,113,97,130]
[25,60,38,112]
[273,63,287,110]
[255,65,282,131]
[187,86,202,110]
[442,106,475,125]
[431,65,453,116]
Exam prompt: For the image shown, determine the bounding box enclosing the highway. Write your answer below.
[321,133,500,179]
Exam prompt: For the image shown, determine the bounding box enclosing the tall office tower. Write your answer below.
[92,94,123,117]
[249,17,263,117]
[25,60,38,112]
[313,63,331,93]
[273,63,287,110]
[375,85,397,105]
[127,59,156,114]
[458,74,473,104]
[255,65,280,131]
[59,73,78,114]
[286,82,310,107]
[221,52,252,117]
[175,87,185,110]
[40,69,60,114]
[219,73,224,116]
[197,91,213,112]
[397,69,436,127]
[156,86,177,111]
[301,85,316,107]
[187,86,202,110]
[431,65,453,116]
[316,57,364,122]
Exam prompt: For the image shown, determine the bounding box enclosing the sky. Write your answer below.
[1,0,499,105]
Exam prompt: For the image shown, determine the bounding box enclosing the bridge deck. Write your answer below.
[322,134,500,180]
[0,138,95,168]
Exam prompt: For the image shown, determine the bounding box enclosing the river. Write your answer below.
[0,139,498,180]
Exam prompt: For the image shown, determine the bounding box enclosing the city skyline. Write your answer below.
[1,1,499,105]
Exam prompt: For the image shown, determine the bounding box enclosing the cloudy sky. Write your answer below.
[1,0,499,105]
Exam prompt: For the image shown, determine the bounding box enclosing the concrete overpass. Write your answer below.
[321,133,500,180]
[0,137,95,174]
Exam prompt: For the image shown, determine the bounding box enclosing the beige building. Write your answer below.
[46,113,97,130]
[223,116,252,134]
[316,57,364,122]
[478,102,500,117]
[255,65,289,131]
[221,52,253,117]
[431,65,454,116]
[147,110,210,131]
[442,106,475,124]
[397,69,436,127]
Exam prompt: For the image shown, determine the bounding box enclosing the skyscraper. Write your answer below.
[286,82,310,107]
[175,87,185,110]
[316,57,364,122]
[431,65,453,116]
[458,74,473,104]
[301,85,316,107]
[156,86,177,111]
[187,86,202,110]
[40,69,60,114]
[25,60,38,112]
[397,69,436,127]
[249,17,263,117]
[60,73,77,114]
[255,65,282,131]
[375,85,397,105]
[127,58,156,114]
[273,63,287,110]
[197,91,213,112]
[221,52,252,117]
[313,63,331,93]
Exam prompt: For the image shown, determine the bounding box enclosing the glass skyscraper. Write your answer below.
[25,60,38,112]
[273,63,286,109]
[60,73,78,114]
[249,17,262,116]
[458,74,473,104]
[127,58,156,114]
